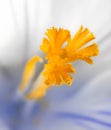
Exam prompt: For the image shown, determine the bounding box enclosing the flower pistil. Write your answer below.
[19,26,99,100]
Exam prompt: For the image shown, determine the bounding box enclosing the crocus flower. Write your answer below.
[0,0,111,130]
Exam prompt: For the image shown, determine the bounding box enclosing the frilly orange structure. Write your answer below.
[19,26,99,100]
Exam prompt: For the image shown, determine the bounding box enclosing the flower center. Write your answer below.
[19,26,99,100]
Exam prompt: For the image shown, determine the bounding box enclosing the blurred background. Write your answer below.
[0,0,111,130]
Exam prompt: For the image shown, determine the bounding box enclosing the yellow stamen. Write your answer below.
[67,43,99,64]
[19,26,99,100]
[25,73,49,100]
[65,27,98,63]
[19,56,43,91]
[43,56,76,86]
[40,27,70,59]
